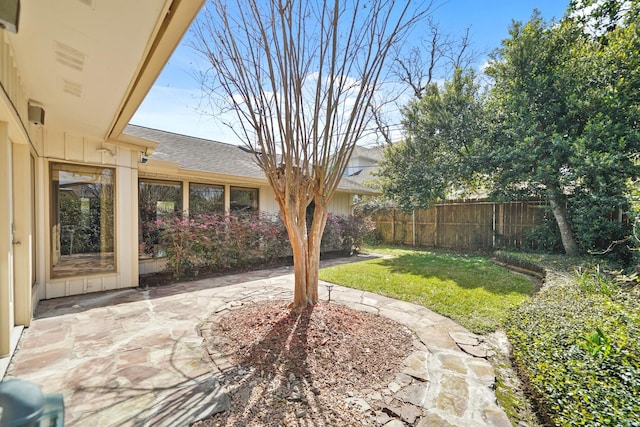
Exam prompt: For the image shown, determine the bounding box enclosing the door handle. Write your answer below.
[12,240,21,246]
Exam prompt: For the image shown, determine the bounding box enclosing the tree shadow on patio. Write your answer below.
[197,300,414,426]
[198,303,342,426]
[66,334,231,426]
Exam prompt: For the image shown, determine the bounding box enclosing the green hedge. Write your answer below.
[506,274,640,426]
[154,211,374,279]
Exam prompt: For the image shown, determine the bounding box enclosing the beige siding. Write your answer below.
[0,123,12,356]
[328,192,353,216]
[139,258,167,275]
[0,33,28,129]
[36,128,142,299]
[261,186,353,215]
[0,36,31,362]
[258,185,279,213]
[41,129,120,167]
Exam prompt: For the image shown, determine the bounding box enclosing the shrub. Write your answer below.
[506,270,640,426]
[153,211,371,280]
[568,193,633,266]
[322,213,375,254]
[523,214,564,254]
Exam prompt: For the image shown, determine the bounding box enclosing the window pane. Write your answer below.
[50,163,115,278]
[190,183,224,216]
[138,179,182,258]
[230,187,258,212]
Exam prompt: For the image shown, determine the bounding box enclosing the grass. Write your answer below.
[319,245,535,334]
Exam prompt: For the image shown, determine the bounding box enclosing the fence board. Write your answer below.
[373,200,546,250]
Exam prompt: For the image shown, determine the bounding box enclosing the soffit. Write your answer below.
[7,0,173,139]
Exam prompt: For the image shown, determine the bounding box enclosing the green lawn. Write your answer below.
[319,246,535,334]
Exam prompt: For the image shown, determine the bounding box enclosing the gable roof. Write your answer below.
[346,145,385,187]
[125,125,378,195]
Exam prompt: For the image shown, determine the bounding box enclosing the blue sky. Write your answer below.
[131,1,570,144]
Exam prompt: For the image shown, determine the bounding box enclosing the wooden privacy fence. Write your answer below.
[372,200,547,250]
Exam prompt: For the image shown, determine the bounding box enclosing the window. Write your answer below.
[189,183,224,216]
[50,163,115,278]
[138,179,182,258]
[230,187,258,212]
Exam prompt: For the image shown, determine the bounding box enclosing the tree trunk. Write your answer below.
[546,184,579,256]
[278,196,330,311]
[306,202,329,304]
[281,208,311,310]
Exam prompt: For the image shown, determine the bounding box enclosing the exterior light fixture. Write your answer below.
[28,101,45,126]
[325,283,334,302]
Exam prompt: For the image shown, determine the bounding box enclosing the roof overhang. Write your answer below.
[6,0,203,141]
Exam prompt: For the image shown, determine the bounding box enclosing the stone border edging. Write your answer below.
[491,254,546,280]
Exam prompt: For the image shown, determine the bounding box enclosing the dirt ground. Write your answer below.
[195,300,416,426]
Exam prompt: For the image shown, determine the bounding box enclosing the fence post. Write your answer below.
[492,203,496,248]
[392,208,396,244]
[412,209,416,247]
[435,204,440,247]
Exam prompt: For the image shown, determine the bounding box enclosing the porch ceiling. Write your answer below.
[7,0,200,140]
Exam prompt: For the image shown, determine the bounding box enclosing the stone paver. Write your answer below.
[4,258,510,426]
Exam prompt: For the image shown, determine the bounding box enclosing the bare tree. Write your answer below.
[371,18,480,145]
[191,0,428,310]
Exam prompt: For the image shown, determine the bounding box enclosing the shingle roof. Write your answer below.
[124,125,378,195]
[125,124,266,180]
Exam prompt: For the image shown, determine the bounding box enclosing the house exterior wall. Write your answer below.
[345,154,377,176]
[1,35,147,362]
[138,163,355,217]
[0,32,32,361]
[345,156,377,176]
[136,166,356,275]
[33,128,142,300]
[259,187,354,216]
[328,192,353,216]
[0,0,205,377]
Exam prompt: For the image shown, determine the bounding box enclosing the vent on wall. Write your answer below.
[54,41,86,72]
[62,79,83,98]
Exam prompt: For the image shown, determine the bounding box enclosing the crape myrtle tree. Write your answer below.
[484,0,640,257]
[191,0,428,310]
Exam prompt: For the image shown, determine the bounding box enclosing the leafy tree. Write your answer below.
[484,2,640,256]
[191,0,427,310]
[378,68,487,209]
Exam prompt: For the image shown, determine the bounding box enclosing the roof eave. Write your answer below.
[107,0,204,141]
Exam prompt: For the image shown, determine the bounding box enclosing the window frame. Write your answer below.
[230,186,259,212]
[49,161,116,278]
[189,182,225,216]
[138,178,183,259]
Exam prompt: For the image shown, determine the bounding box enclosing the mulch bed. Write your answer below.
[195,300,415,426]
